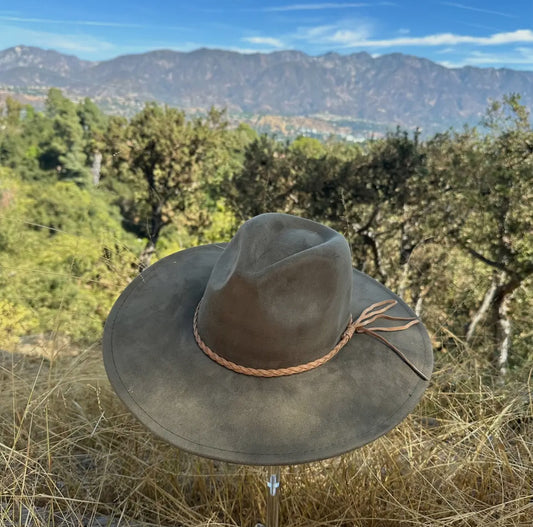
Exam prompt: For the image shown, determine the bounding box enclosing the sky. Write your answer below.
[0,1,532,69]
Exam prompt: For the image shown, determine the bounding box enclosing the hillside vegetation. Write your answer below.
[0,90,531,526]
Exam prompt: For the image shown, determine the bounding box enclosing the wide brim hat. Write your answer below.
[103,213,433,465]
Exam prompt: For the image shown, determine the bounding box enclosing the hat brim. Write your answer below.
[103,244,433,466]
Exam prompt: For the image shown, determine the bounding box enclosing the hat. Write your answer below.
[103,213,433,465]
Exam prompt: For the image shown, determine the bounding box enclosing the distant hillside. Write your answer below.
[1,45,532,135]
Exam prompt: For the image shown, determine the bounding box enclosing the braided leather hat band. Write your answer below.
[193,299,428,381]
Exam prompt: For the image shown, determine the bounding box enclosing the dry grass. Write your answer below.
[1,347,532,527]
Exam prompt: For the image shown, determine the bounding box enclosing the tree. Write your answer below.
[0,101,55,180]
[104,104,228,269]
[222,135,301,221]
[77,97,108,185]
[0,169,137,347]
[427,95,533,374]
[298,129,430,287]
[39,88,91,185]
[290,136,326,159]
[0,98,25,169]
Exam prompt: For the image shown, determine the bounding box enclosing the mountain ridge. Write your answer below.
[1,45,532,134]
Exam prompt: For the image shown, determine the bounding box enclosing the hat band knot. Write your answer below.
[193,299,428,381]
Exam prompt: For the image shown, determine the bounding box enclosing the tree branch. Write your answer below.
[462,244,508,272]
[361,232,387,283]
[356,205,380,234]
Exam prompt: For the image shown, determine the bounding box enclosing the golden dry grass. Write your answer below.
[1,347,532,527]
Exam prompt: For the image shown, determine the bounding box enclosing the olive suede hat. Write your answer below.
[103,213,433,465]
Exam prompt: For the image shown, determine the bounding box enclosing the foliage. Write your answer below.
[0,300,38,349]
[0,89,108,185]
[289,136,326,158]
[0,90,532,526]
[0,171,138,347]
[222,134,300,220]
[221,112,531,373]
[0,92,531,372]
[103,104,229,268]
[425,97,533,369]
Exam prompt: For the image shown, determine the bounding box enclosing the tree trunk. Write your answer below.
[397,261,409,299]
[138,202,164,271]
[487,272,520,377]
[91,151,102,186]
[360,232,387,283]
[495,293,512,377]
[463,269,520,376]
[465,273,498,343]
[139,239,157,272]
[397,213,414,298]
[397,225,433,301]
[414,290,425,317]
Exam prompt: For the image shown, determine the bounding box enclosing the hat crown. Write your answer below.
[197,213,353,370]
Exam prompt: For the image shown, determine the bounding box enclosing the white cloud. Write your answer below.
[294,25,338,39]
[243,36,284,48]
[263,2,394,12]
[224,46,285,54]
[440,2,517,19]
[438,60,462,68]
[292,21,374,45]
[0,24,115,55]
[287,24,533,52]
[0,15,144,28]
[467,47,533,65]
[438,47,533,68]
[0,15,187,31]
[326,27,374,45]
[0,23,206,60]
[320,29,533,48]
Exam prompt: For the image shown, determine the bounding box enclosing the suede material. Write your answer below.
[103,216,433,465]
[197,214,352,369]
[104,258,433,465]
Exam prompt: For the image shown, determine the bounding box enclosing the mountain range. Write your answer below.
[1,45,532,136]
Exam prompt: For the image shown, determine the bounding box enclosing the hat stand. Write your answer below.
[255,465,281,527]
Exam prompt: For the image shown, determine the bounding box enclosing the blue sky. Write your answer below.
[1,1,532,69]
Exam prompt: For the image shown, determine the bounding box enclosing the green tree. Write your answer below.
[290,136,326,159]
[0,169,138,348]
[39,88,91,185]
[77,97,108,185]
[104,104,228,269]
[298,129,430,286]
[10,106,56,180]
[427,95,533,374]
[0,97,26,170]
[222,135,300,221]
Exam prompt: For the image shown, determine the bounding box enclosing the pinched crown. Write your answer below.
[196,213,353,370]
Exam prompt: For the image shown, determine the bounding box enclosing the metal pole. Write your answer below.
[265,465,280,527]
